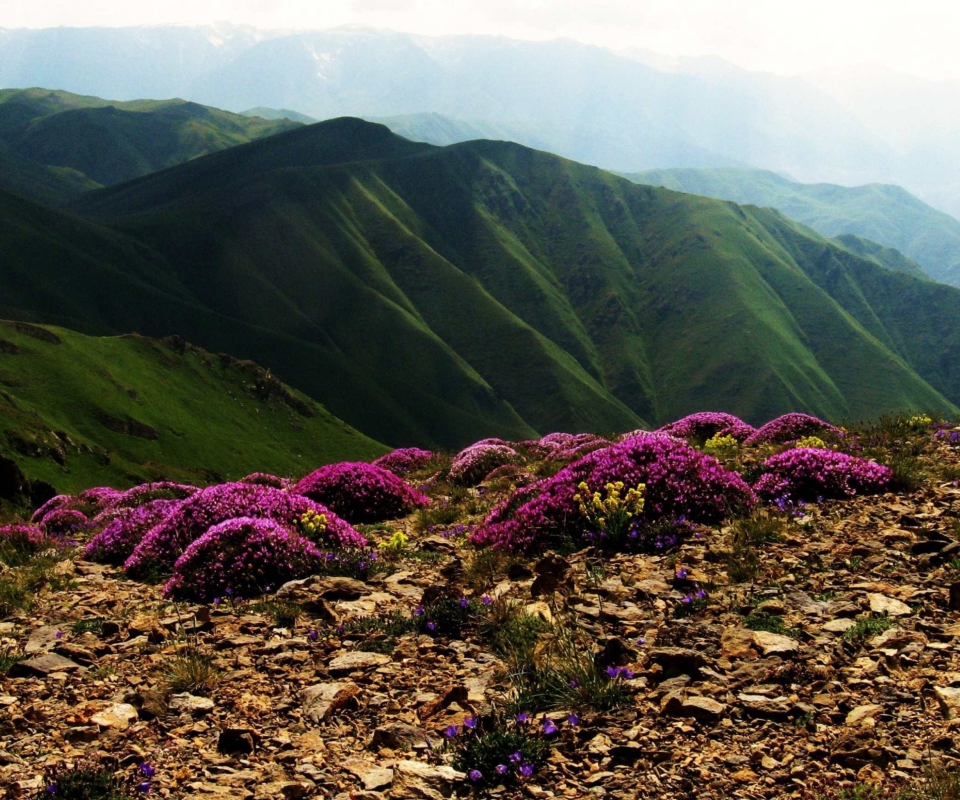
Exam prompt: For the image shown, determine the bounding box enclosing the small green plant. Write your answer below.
[846,556,863,573]
[843,614,895,644]
[574,480,646,549]
[743,613,800,639]
[33,760,154,800]
[703,433,739,455]
[906,762,960,800]
[377,530,409,560]
[248,599,302,628]
[477,598,550,661]
[444,711,553,788]
[72,618,105,636]
[0,645,25,675]
[161,647,221,695]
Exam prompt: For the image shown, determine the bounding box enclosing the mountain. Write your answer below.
[0,142,98,205]
[0,182,537,449]
[51,118,960,433]
[625,167,960,286]
[242,107,318,124]
[0,26,895,184]
[362,112,549,149]
[0,88,300,191]
[0,320,385,493]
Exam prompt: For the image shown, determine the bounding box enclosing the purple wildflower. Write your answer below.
[543,718,558,735]
[754,448,892,503]
[469,770,482,782]
[519,763,534,778]
[509,751,523,763]
[516,711,529,723]
[444,724,459,738]
[496,764,508,775]
[464,715,478,729]
[567,714,580,727]
[293,462,429,523]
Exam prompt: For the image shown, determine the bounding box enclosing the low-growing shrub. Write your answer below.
[108,481,198,510]
[124,482,363,579]
[33,760,154,800]
[239,472,287,488]
[754,448,892,503]
[449,443,520,485]
[40,508,90,537]
[445,712,553,788]
[162,517,325,602]
[161,647,221,695]
[83,499,181,565]
[471,433,756,553]
[744,413,842,446]
[843,614,895,644]
[373,447,436,476]
[659,411,756,443]
[293,462,429,523]
[0,524,60,566]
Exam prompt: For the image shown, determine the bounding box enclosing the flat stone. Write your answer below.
[25,625,64,654]
[302,681,361,722]
[822,618,857,634]
[90,703,138,730]
[934,687,960,720]
[370,723,430,750]
[868,593,912,617]
[389,760,464,800]
[846,704,884,726]
[9,653,84,677]
[737,693,793,716]
[345,761,394,791]
[328,652,391,674]
[750,630,799,657]
[678,696,727,721]
[169,693,215,716]
[649,647,707,676]
[721,628,757,659]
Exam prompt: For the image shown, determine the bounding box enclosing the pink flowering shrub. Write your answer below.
[658,412,756,442]
[239,473,288,488]
[449,444,520,485]
[124,482,364,578]
[471,432,757,552]
[40,508,90,537]
[744,413,842,446]
[533,433,611,461]
[0,524,63,563]
[373,448,436,476]
[293,462,430,523]
[83,499,181,565]
[31,488,121,524]
[163,517,324,602]
[754,448,892,502]
[110,482,198,509]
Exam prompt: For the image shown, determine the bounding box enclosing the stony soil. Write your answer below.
[3,439,960,799]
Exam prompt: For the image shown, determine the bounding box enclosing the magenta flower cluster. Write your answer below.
[373,447,435,475]
[83,499,181,565]
[449,443,519,485]
[754,447,892,502]
[744,413,842,445]
[124,482,364,578]
[293,462,429,523]
[529,432,610,461]
[470,432,757,552]
[0,524,63,555]
[239,472,289,489]
[658,412,756,442]
[162,517,325,602]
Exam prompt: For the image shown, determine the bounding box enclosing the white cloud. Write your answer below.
[3,0,960,81]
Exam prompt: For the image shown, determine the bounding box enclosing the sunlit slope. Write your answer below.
[0,88,301,191]
[0,322,387,493]
[75,119,957,427]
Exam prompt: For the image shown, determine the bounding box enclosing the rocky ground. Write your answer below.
[2,433,960,800]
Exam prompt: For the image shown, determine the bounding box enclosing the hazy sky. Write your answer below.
[4,0,959,81]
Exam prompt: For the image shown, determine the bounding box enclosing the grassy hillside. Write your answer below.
[66,119,959,432]
[626,167,960,286]
[0,87,301,193]
[0,321,387,493]
[0,185,537,449]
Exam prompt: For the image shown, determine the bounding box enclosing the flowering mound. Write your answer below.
[744,413,842,446]
[373,448,435,476]
[124,483,364,578]
[0,524,62,560]
[40,508,90,538]
[293,462,430,523]
[471,433,757,552]
[83,499,181,565]
[31,488,122,525]
[449,443,519,485]
[239,473,288,488]
[534,433,610,461]
[163,517,324,602]
[754,448,892,502]
[109,482,198,509]
[658,412,756,442]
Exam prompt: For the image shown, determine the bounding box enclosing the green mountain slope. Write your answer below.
[0,185,537,448]
[0,321,386,493]
[625,167,960,286]
[66,119,959,431]
[0,143,99,205]
[0,88,301,192]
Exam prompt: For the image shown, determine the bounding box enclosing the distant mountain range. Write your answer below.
[624,168,960,286]
[1,115,958,450]
[0,321,385,492]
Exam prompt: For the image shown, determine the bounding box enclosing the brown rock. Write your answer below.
[217,727,260,755]
[302,681,361,722]
[328,651,391,675]
[90,703,138,730]
[9,653,84,677]
[389,760,464,800]
[867,593,912,617]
